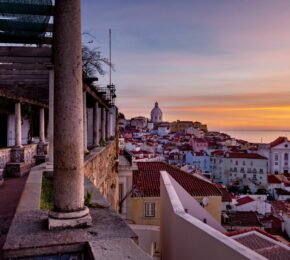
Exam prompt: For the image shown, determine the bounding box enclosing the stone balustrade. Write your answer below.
[84,140,119,210]
[0,144,38,177]
[0,148,12,170]
[24,144,38,166]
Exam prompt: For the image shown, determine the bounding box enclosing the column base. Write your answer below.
[45,162,54,170]
[48,207,92,230]
[34,155,47,165]
[11,147,25,163]
[37,143,48,155]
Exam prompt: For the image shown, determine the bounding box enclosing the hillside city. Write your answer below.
[118,102,290,245]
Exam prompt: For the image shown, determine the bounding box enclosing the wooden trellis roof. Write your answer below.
[0,46,52,106]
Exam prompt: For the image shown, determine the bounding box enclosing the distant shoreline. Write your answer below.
[216,130,290,143]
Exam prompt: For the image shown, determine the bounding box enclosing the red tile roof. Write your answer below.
[132,162,222,198]
[226,211,261,227]
[270,137,289,148]
[215,184,233,202]
[226,228,279,241]
[236,196,255,206]
[271,201,290,217]
[211,150,224,156]
[227,229,290,259]
[227,152,267,160]
[268,175,282,184]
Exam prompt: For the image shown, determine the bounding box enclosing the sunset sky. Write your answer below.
[82,0,290,131]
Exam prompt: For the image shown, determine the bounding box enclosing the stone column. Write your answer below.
[48,70,54,164]
[39,108,45,143]
[102,108,107,142]
[83,91,88,153]
[110,107,116,138]
[106,110,110,140]
[93,101,99,146]
[15,102,22,147]
[49,0,91,229]
[97,107,102,144]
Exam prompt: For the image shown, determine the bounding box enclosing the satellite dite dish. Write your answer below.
[202,197,209,207]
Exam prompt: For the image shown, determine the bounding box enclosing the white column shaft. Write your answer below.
[15,102,22,147]
[93,102,99,146]
[39,108,45,143]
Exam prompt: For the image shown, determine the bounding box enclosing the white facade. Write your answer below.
[234,199,271,215]
[271,140,290,174]
[157,126,170,136]
[257,137,290,174]
[211,153,268,187]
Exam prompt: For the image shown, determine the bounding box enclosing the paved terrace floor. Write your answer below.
[0,175,28,259]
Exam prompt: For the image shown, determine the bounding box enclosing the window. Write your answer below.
[243,161,246,166]
[284,153,288,161]
[274,153,278,161]
[144,202,155,217]
[235,160,238,166]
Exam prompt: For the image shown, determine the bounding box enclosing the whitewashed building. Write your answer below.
[258,137,290,174]
[211,152,268,187]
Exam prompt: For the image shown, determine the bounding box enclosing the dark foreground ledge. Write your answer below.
[2,163,151,259]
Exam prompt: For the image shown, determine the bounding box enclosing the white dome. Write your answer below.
[151,102,163,123]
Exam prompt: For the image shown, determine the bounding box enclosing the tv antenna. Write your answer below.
[109,28,112,85]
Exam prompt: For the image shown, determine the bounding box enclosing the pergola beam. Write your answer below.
[0,56,51,64]
[0,63,49,70]
[0,74,48,81]
[0,88,48,107]
[0,69,49,75]
[0,20,53,33]
[0,46,52,57]
[0,3,54,16]
[0,34,52,45]
[0,79,48,85]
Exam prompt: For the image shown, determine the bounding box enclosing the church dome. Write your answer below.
[151,102,163,123]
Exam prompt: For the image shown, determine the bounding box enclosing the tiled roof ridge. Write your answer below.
[236,196,255,206]
[270,136,289,147]
[225,228,280,242]
[133,161,222,197]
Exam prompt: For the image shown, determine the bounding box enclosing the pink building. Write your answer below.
[190,137,208,152]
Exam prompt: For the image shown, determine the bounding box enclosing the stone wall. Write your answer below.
[0,147,11,170]
[0,144,37,171]
[84,140,119,211]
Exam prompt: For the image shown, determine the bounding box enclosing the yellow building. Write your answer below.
[170,120,208,133]
[126,162,222,225]
[170,120,194,132]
